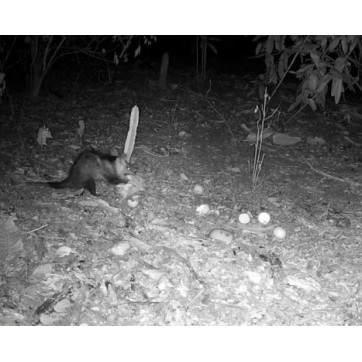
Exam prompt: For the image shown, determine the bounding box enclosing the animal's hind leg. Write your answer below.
[84,179,97,196]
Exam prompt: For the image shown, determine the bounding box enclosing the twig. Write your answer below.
[303,156,362,187]
[186,288,206,309]
[252,90,268,192]
[269,36,310,101]
[160,246,207,287]
[24,224,49,234]
[138,146,169,158]
[285,101,310,125]
[205,79,212,98]
[204,98,236,142]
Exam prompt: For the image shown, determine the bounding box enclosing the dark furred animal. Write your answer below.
[30,149,131,196]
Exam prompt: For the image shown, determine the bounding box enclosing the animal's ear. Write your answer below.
[108,147,118,156]
[119,153,128,161]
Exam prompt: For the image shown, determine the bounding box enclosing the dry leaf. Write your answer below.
[37,127,53,146]
[124,105,139,162]
[0,218,23,263]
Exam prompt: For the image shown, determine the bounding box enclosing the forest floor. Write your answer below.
[1,65,362,325]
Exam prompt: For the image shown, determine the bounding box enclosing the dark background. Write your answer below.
[0,35,263,97]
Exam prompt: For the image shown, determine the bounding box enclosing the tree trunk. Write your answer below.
[159,52,169,89]
[28,56,44,101]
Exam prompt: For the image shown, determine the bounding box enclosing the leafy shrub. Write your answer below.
[254,35,362,111]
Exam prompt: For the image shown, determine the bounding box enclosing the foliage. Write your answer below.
[254,35,362,111]
[196,36,219,81]
[113,35,157,64]
[251,89,278,193]
[0,35,157,101]
[26,35,67,100]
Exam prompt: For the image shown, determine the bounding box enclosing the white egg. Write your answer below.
[194,184,204,194]
[111,242,131,256]
[196,204,210,215]
[238,213,251,224]
[258,212,271,225]
[273,226,286,239]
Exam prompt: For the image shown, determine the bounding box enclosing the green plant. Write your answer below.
[113,35,157,63]
[27,36,67,101]
[196,36,219,81]
[252,94,267,193]
[251,89,278,193]
[1,35,156,101]
[254,35,362,115]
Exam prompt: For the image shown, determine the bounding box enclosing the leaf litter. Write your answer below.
[0,71,362,325]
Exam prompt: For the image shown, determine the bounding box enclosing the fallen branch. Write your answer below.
[302,156,362,187]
